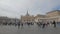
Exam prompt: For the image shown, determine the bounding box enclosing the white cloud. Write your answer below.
[0,0,60,18]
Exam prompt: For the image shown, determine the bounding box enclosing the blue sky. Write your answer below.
[0,0,60,18]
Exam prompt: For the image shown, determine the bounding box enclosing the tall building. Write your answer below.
[21,11,35,23]
[46,10,60,22]
[35,10,60,23]
[21,10,60,23]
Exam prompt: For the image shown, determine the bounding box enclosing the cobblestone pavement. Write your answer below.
[0,24,60,34]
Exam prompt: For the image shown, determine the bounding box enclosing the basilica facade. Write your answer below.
[21,11,35,23]
[21,10,60,23]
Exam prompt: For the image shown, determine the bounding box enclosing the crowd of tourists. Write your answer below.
[36,21,56,28]
[0,21,57,28]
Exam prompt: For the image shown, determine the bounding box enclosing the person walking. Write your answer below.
[52,21,56,28]
[42,23,45,28]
